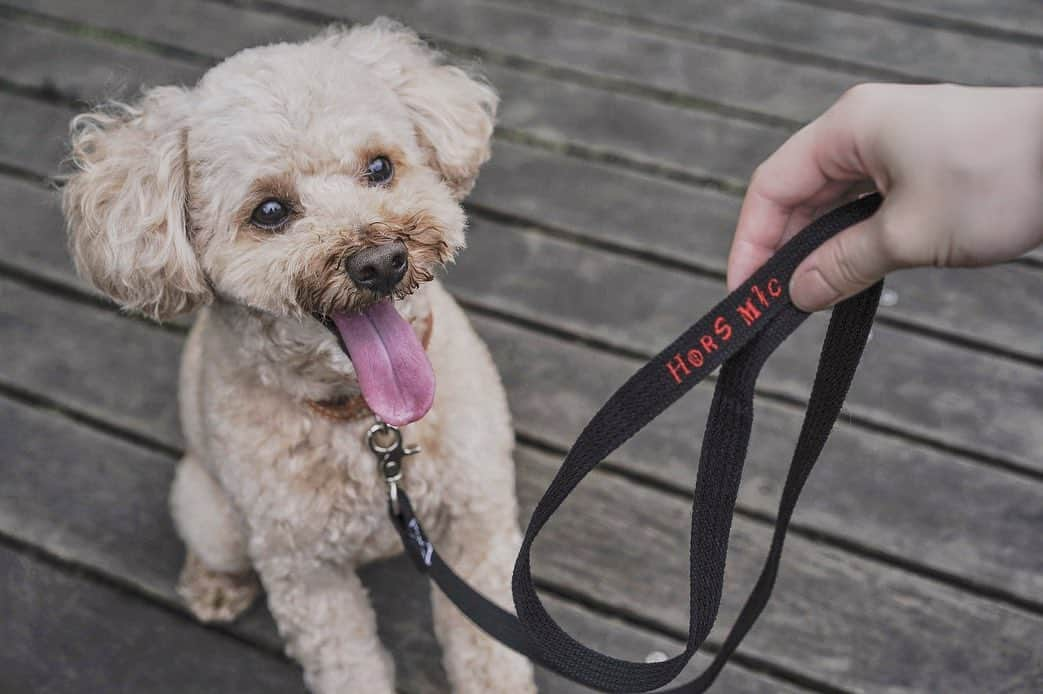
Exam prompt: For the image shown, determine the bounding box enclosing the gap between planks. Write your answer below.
[478,0,932,84]
[785,0,1043,46]
[491,0,1043,72]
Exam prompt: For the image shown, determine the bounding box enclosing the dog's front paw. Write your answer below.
[177,551,260,623]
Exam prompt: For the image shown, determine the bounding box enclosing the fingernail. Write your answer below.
[790,268,840,312]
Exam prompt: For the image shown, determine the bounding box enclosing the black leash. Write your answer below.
[379,194,885,692]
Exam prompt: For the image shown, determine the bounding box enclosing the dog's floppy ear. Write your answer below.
[343,19,498,198]
[63,86,211,321]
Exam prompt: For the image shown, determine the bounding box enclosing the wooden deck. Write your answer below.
[1,1,1041,692]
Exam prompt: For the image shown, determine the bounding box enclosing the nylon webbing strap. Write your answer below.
[390,193,885,692]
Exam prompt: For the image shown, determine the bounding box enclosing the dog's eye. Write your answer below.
[363,156,394,185]
[250,199,291,229]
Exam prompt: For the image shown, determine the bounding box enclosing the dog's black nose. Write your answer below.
[345,241,408,295]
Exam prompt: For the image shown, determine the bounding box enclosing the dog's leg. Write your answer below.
[253,556,395,694]
[170,455,259,622]
[431,501,537,694]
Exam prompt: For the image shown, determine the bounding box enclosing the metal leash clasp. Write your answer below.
[366,420,420,515]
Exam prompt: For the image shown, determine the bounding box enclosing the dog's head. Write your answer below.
[63,20,497,424]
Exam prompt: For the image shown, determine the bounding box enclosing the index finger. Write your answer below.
[726,96,871,290]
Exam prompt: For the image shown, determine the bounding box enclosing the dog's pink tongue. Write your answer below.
[332,302,435,426]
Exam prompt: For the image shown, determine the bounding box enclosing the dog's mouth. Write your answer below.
[314,301,435,426]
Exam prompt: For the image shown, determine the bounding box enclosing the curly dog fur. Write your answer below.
[62,20,535,694]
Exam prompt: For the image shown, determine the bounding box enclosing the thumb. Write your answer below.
[789,208,892,311]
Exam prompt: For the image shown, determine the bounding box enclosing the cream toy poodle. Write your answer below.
[62,20,535,694]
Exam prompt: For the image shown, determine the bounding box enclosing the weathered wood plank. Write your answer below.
[0,17,197,101]
[0,92,69,174]
[0,275,186,444]
[0,175,83,286]
[493,64,777,184]
[0,545,306,693]
[852,0,1043,38]
[519,0,1043,85]
[0,90,71,176]
[2,16,1040,362]
[0,391,794,694]
[2,271,1043,688]
[1,180,1041,602]
[9,0,313,58]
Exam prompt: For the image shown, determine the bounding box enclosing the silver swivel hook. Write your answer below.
[366,420,420,515]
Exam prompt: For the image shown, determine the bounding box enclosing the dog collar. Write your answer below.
[306,394,372,422]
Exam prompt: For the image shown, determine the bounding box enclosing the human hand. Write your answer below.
[726,83,1043,311]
